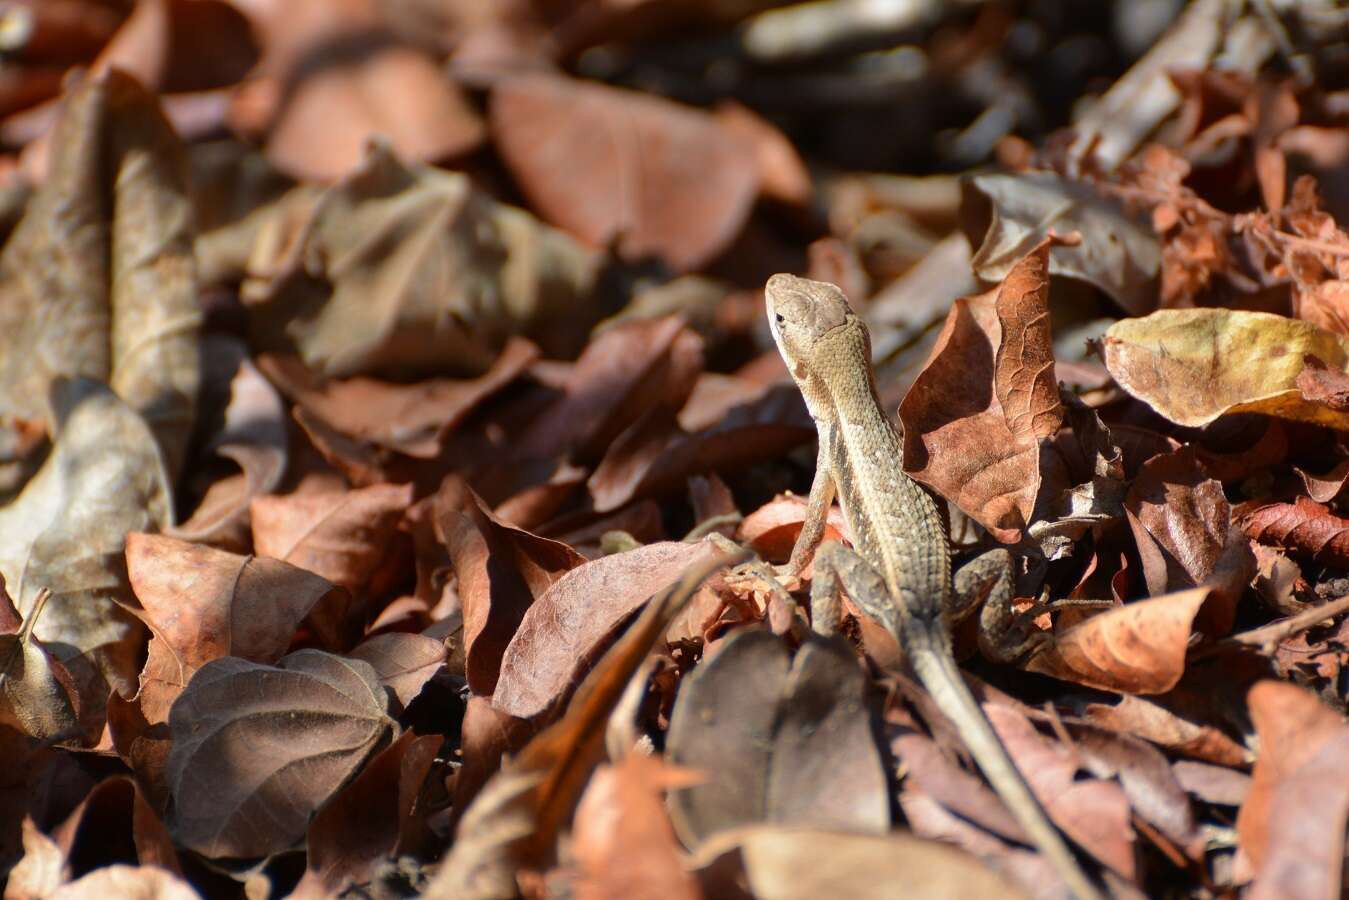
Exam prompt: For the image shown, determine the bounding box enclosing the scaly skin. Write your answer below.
[765,273,1104,900]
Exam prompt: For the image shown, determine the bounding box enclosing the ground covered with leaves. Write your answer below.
[1,1,1349,898]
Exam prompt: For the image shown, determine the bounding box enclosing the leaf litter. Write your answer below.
[3,3,1349,899]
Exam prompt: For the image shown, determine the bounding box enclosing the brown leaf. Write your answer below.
[493,540,723,719]
[259,337,539,458]
[490,72,758,271]
[265,40,484,181]
[251,481,413,640]
[7,817,66,899]
[961,172,1160,315]
[1238,495,1349,568]
[166,649,393,858]
[170,337,288,549]
[666,631,889,846]
[0,70,200,479]
[900,238,1062,542]
[690,825,1028,900]
[0,589,80,742]
[736,495,849,563]
[1085,695,1249,768]
[294,730,443,898]
[426,548,743,898]
[572,755,703,900]
[1102,309,1349,430]
[0,379,172,731]
[433,476,585,696]
[1123,446,1230,596]
[348,632,447,710]
[712,101,813,208]
[231,141,598,378]
[1025,587,1209,694]
[126,533,347,723]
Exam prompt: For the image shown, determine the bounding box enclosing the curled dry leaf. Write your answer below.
[494,539,722,719]
[737,494,849,563]
[900,238,1063,542]
[222,141,598,378]
[0,379,172,729]
[961,171,1161,315]
[490,72,759,272]
[666,631,889,847]
[426,548,744,900]
[1238,495,1349,569]
[167,649,393,859]
[170,336,287,549]
[690,825,1027,900]
[433,476,584,696]
[572,755,703,900]
[1103,309,1349,430]
[0,588,80,742]
[1123,445,1231,597]
[348,632,447,710]
[1025,587,1209,694]
[126,533,347,724]
[0,70,199,480]
[259,337,539,459]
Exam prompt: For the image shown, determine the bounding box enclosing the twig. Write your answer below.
[1196,592,1349,658]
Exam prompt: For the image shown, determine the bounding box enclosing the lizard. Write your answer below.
[763,273,1105,900]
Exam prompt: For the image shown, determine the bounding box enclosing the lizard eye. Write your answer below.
[774,314,784,323]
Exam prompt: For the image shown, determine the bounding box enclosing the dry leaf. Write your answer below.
[0,70,200,480]
[51,864,199,900]
[0,588,80,742]
[900,238,1063,542]
[1026,587,1209,694]
[490,72,758,271]
[666,631,889,846]
[1123,446,1230,597]
[166,649,393,858]
[1103,309,1349,430]
[126,533,347,723]
[690,825,1027,900]
[1238,495,1349,568]
[348,632,446,710]
[493,539,722,719]
[961,171,1160,315]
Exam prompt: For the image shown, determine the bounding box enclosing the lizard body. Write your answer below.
[765,273,1103,900]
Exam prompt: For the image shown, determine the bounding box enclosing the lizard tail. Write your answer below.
[910,645,1106,900]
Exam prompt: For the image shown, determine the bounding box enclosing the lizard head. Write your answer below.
[764,273,856,377]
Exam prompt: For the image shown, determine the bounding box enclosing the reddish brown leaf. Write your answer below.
[166,650,393,858]
[1238,495,1349,568]
[127,533,346,723]
[1125,447,1230,594]
[573,755,703,900]
[1084,697,1248,769]
[433,476,585,696]
[490,72,758,271]
[493,539,722,719]
[736,495,849,563]
[899,239,1062,542]
[1026,587,1209,694]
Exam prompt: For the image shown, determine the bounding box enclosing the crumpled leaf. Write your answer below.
[666,630,889,846]
[220,140,597,378]
[493,539,722,718]
[1026,587,1210,694]
[0,587,80,742]
[1103,308,1349,430]
[690,825,1027,900]
[0,69,200,480]
[169,336,287,550]
[0,378,172,728]
[1238,495,1349,569]
[1238,681,1349,900]
[900,238,1063,542]
[961,171,1160,315]
[167,649,393,859]
[1123,447,1230,596]
[126,533,347,724]
[490,72,758,272]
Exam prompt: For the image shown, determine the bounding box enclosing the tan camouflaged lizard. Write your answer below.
[765,273,1104,900]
